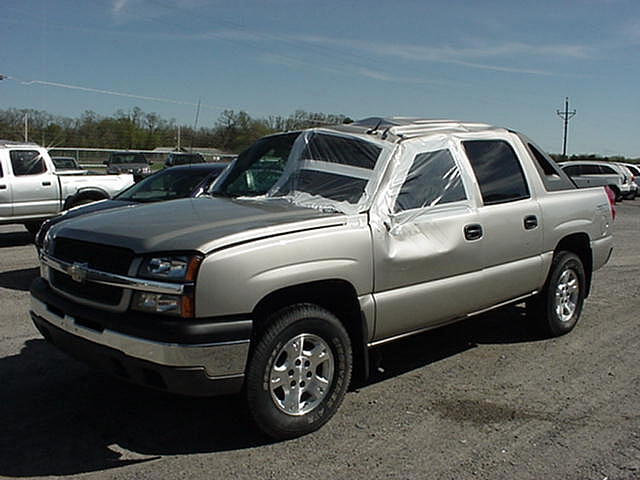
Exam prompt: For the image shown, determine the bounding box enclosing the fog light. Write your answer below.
[132,292,182,315]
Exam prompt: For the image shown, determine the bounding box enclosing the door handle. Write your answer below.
[0,184,6,190]
[524,215,538,230]
[42,181,51,186]
[464,224,483,241]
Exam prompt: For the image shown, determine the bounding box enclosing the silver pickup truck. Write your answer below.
[0,141,134,234]
[29,118,614,439]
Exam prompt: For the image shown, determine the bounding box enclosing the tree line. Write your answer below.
[0,107,637,161]
[0,107,352,154]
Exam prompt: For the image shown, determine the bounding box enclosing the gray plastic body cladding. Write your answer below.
[195,214,373,317]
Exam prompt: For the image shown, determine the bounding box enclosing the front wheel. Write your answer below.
[246,304,352,440]
[24,221,42,237]
[527,251,586,337]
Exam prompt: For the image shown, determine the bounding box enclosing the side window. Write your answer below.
[0,161,3,177]
[394,149,466,212]
[563,165,581,176]
[582,165,601,175]
[10,150,46,176]
[463,140,529,205]
[526,143,575,191]
[600,165,616,175]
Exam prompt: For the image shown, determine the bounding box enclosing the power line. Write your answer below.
[0,74,227,111]
[556,97,576,158]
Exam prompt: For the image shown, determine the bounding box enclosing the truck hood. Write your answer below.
[51,197,343,254]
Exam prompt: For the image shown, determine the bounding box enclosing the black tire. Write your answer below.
[246,304,352,440]
[24,221,42,237]
[70,196,103,208]
[527,251,586,337]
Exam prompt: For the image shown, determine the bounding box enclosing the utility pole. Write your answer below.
[24,112,29,143]
[556,97,576,158]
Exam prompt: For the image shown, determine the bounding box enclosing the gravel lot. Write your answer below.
[0,201,638,480]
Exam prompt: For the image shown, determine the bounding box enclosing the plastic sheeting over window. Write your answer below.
[270,131,382,210]
[212,130,387,214]
[394,149,465,213]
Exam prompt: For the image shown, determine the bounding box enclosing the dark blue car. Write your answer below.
[35,163,228,249]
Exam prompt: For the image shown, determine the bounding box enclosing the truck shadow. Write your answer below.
[0,306,543,477]
[0,339,268,477]
[0,267,39,291]
[366,304,546,386]
[0,231,33,248]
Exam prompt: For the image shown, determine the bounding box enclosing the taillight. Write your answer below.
[604,186,616,221]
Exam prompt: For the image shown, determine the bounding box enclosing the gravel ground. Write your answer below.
[0,202,638,480]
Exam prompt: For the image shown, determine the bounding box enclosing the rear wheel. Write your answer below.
[246,304,352,440]
[527,251,586,337]
[69,195,104,208]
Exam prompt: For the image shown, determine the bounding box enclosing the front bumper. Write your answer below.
[30,278,251,396]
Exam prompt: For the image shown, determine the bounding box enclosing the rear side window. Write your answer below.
[600,165,616,175]
[395,149,466,212]
[463,140,529,205]
[10,150,46,176]
[525,143,575,191]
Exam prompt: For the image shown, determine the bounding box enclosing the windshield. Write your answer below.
[116,167,217,202]
[211,130,383,213]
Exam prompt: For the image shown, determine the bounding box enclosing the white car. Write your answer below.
[560,160,633,201]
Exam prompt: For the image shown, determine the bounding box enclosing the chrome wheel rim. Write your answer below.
[269,333,334,416]
[555,268,579,322]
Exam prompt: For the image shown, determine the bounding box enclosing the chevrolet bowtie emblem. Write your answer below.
[68,262,89,283]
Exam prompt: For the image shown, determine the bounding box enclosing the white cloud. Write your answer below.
[112,0,128,15]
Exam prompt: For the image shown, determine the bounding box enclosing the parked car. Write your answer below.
[30,118,613,440]
[620,163,640,198]
[165,152,206,168]
[0,140,134,234]
[34,163,228,250]
[51,156,87,175]
[559,160,633,201]
[104,152,152,181]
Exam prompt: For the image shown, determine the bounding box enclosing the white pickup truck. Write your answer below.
[0,141,134,234]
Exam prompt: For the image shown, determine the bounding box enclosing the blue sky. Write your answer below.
[1,0,639,156]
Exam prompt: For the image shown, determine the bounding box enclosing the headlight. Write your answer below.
[41,226,53,253]
[132,254,202,317]
[138,254,202,281]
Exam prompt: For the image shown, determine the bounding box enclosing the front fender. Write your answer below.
[195,223,373,317]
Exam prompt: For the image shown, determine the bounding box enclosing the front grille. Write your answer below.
[53,237,134,275]
[51,270,123,305]
[49,237,133,306]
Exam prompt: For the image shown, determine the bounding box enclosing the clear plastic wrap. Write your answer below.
[213,128,475,225]
[371,133,476,236]
[212,129,392,215]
